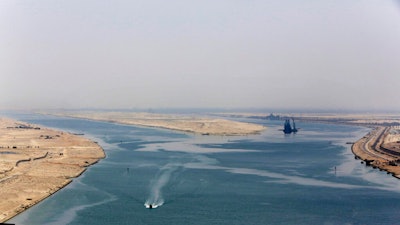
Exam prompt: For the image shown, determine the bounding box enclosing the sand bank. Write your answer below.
[49,112,266,135]
[0,118,105,222]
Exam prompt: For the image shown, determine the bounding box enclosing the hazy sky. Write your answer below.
[1,0,400,111]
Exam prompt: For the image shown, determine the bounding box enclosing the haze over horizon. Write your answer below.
[1,0,400,112]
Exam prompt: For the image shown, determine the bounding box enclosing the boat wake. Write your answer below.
[144,202,163,209]
[144,163,181,209]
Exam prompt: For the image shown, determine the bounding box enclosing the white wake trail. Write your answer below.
[145,163,181,208]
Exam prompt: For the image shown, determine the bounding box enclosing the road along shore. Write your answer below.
[0,118,105,222]
[352,126,400,178]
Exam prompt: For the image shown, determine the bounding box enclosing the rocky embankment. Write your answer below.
[352,126,400,178]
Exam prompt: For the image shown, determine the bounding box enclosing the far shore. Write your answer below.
[213,112,400,127]
[0,118,105,223]
[46,111,266,136]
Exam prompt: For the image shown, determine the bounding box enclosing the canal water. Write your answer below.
[5,113,400,225]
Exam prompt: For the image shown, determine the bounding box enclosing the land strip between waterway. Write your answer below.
[45,111,266,136]
[0,118,105,223]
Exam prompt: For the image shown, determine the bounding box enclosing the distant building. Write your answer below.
[266,113,280,120]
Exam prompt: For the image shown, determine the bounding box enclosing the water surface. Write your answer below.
[5,113,400,225]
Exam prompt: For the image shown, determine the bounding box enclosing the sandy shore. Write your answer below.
[48,112,266,135]
[0,118,105,222]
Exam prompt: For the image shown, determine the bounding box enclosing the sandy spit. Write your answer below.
[50,112,266,136]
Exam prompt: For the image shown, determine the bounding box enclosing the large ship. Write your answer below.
[283,118,298,134]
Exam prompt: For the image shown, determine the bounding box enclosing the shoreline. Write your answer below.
[351,126,400,179]
[0,118,105,223]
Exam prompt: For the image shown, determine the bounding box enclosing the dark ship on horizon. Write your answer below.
[283,118,298,134]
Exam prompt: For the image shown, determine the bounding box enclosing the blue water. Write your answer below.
[5,113,400,225]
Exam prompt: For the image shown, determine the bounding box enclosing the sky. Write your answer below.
[1,0,400,111]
